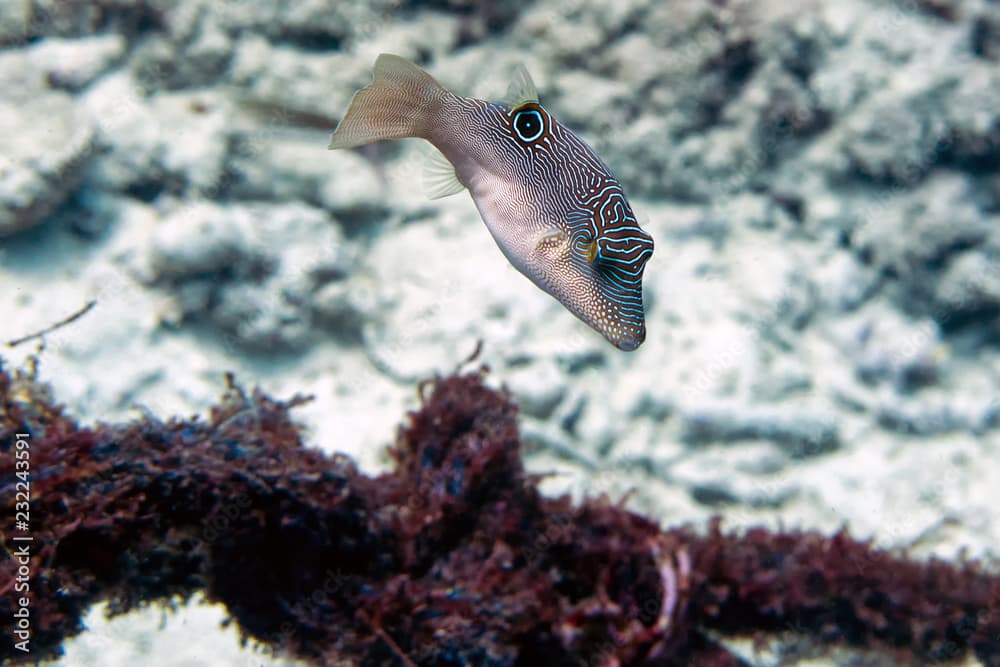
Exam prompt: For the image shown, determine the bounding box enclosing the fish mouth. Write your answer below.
[614,329,645,352]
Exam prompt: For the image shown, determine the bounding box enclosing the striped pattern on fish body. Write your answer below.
[329,54,654,351]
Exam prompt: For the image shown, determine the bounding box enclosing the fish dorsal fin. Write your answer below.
[504,63,539,108]
[422,147,466,200]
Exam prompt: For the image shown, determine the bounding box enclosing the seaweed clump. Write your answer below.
[1,358,998,666]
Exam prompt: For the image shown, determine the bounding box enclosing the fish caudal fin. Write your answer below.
[329,54,446,149]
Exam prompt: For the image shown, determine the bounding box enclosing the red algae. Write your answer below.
[0,358,998,666]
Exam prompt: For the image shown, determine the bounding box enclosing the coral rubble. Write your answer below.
[1,360,998,666]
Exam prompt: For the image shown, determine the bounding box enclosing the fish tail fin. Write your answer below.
[329,54,446,149]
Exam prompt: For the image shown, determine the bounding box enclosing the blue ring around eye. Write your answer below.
[513,109,544,142]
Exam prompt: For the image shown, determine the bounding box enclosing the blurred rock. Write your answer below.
[0,2,29,46]
[152,90,232,195]
[27,34,125,90]
[688,477,797,510]
[141,202,353,351]
[839,88,951,186]
[211,0,401,48]
[751,357,812,402]
[229,35,373,123]
[317,149,392,223]
[0,89,94,236]
[311,274,382,342]
[877,402,966,436]
[81,72,165,196]
[851,308,945,393]
[982,174,1000,212]
[944,65,1000,170]
[145,202,268,281]
[728,244,819,334]
[680,402,839,458]
[131,28,232,92]
[82,74,231,198]
[226,135,325,204]
[812,251,879,312]
[970,9,1000,60]
[852,173,992,320]
[934,244,1000,331]
[23,0,171,40]
[505,360,567,420]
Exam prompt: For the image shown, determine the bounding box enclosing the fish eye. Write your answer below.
[512,108,544,142]
[570,231,600,263]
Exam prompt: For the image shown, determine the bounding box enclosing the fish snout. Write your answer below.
[540,226,652,351]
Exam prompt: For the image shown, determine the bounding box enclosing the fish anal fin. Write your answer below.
[422,148,466,200]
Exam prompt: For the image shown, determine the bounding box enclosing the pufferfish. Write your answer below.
[329,54,654,351]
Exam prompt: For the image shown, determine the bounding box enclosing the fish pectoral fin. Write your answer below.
[422,147,466,200]
[503,63,540,108]
[530,228,568,258]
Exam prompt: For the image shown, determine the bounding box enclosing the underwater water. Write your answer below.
[0,0,998,665]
